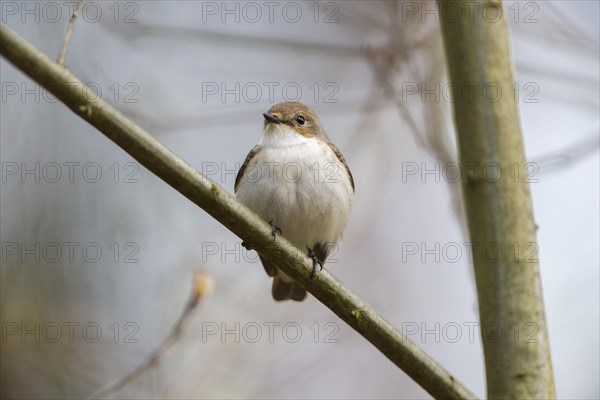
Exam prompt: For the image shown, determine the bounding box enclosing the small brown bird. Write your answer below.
[235,102,354,301]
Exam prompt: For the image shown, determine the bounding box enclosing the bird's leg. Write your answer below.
[242,219,281,250]
[307,247,323,279]
[268,219,282,241]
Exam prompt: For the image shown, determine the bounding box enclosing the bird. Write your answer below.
[235,101,354,301]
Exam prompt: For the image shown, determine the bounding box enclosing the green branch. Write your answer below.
[1,22,477,399]
[438,1,555,398]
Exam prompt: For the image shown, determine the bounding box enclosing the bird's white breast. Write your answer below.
[236,125,353,253]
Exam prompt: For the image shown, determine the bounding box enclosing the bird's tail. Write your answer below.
[260,257,306,301]
[260,255,307,302]
[272,276,307,302]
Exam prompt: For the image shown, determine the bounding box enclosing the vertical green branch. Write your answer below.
[437,0,555,398]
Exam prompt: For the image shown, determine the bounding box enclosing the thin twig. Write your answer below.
[0,23,478,400]
[531,132,600,174]
[57,0,84,65]
[87,272,213,399]
[365,46,429,149]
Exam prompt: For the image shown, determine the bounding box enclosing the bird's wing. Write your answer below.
[234,145,261,193]
[327,143,355,192]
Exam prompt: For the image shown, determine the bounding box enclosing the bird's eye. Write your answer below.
[296,115,305,125]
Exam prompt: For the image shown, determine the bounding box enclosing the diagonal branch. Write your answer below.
[0,23,477,400]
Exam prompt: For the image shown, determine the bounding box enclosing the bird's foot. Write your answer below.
[307,247,323,279]
[241,241,252,251]
[268,219,282,241]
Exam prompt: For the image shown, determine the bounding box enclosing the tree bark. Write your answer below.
[438,1,555,398]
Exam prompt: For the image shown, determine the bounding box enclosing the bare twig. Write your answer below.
[531,133,600,174]
[365,46,428,149]
[0,23,477,400]
[87,272,213,399]
[57,0,84,65]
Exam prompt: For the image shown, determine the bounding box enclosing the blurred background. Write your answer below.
[1,1,598,398]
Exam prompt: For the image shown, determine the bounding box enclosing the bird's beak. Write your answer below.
[263,113,281,124]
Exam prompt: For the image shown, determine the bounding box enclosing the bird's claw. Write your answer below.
[241,241,253,251]
[268,219,282,241]
[307,247,323,279]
